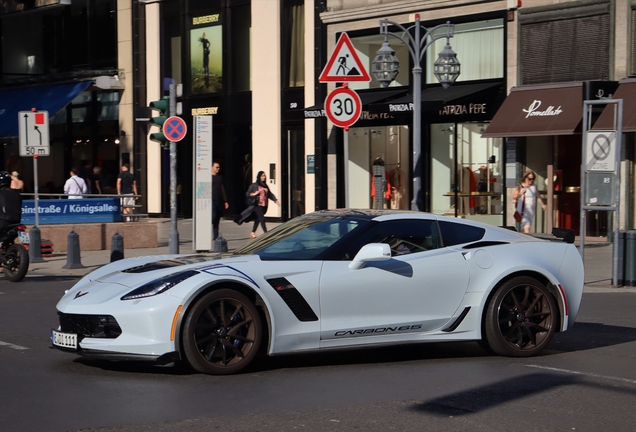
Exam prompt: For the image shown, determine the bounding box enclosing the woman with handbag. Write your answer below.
[513,170,546,233]
[234,171,280,238]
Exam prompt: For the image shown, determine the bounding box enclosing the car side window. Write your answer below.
[345,219,442,258]
[438,220,485,246]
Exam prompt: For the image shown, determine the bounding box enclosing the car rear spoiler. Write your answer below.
[502,225,576,244]
[551,228,575,244]
[528,228,576,244]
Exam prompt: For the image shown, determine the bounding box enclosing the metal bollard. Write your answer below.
[214,236,228,252]
[28,226,45,263]
[62,229,85,269]
[110,231,124,262]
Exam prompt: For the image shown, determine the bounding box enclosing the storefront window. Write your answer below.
[282,0,304,88]
[346,125,410,210]
[426,19,504,83]
[431,123,503,224]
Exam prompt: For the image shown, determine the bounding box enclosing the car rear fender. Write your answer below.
[479,269,568,337]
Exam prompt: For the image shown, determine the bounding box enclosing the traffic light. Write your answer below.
[149,96,169,148]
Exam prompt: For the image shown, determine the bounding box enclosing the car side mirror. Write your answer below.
[349,243,391,270]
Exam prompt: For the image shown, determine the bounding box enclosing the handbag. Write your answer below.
[246,194,258,206]
[514,187,525,223]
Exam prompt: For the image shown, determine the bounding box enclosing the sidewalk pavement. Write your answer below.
[26,218,271,279]
[24,218,630,293]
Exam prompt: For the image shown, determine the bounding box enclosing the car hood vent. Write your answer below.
[122,255,213,273]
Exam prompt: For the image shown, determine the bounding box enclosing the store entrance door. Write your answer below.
[286,128,305,219]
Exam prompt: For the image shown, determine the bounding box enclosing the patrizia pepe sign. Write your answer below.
[387,102,488,116]
[522,100,563,118]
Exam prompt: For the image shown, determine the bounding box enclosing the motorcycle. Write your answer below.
[0,224,29,282]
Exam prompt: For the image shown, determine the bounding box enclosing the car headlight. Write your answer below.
[121,270,199,300]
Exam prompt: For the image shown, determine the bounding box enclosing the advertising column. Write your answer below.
[193,116,213,251]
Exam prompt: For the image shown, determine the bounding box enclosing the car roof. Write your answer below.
[298,209,432,221]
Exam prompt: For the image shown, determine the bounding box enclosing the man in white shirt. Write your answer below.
[64,168,87,199]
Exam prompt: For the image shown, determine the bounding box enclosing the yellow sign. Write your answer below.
[191,107,218,115]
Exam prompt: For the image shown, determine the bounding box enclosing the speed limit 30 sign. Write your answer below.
[324,85,362,130]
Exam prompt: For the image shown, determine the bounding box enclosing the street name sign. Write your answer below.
[18,110,50,157]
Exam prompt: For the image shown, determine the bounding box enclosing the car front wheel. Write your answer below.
[183,289,262,375]
[485,276,557,357]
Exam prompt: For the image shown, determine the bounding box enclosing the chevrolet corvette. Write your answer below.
[51,210,584,374]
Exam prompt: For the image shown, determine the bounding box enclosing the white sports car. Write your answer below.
[52,210,584,375]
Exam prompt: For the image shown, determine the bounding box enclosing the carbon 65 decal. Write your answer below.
[335,324,422,337]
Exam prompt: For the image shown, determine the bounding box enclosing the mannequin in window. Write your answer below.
[390,164,404,209]
[371,157,390,209]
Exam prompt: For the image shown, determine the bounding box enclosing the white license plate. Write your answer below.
[18,231,29,244]
[51,329,77,350]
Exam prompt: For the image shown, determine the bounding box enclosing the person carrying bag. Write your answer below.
[514,192,525,223]
[234,170,280,239]
[513,170,546,233]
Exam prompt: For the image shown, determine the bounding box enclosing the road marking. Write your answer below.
[527,364,636,385]
[0,340,29,350]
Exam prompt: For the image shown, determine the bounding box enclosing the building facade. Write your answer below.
[316,0,636,237]
[0,0,132,197]
[5,0,632,239]
[138,0,319,221]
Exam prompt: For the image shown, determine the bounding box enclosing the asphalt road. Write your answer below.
[2,277,636,432]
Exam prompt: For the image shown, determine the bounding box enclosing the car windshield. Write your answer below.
[234,215,369,260]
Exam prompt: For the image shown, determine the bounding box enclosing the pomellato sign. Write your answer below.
[522,100,563,119]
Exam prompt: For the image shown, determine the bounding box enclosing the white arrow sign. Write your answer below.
[18,111,50,157]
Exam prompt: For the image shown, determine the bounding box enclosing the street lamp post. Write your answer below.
[372,15,460,211]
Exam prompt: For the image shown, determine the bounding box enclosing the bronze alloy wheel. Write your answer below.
[183,289,262,375]
[485,276,557,357]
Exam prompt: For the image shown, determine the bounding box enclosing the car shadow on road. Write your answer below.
[547,321,636,353]
[66,321,636,377]
[409,371,636,418]
[250,341,491,374]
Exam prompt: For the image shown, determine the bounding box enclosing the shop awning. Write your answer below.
[303,88,407,118]
[593,79,636,131]
[0,80,93,138]
[385,82,502,110]
[482,82,583,137]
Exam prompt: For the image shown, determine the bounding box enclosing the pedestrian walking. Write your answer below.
[234,170,279,239]
[63,168,87,199]
[513,170,546,233]
[117,163,138,217]
[212,162,229,240]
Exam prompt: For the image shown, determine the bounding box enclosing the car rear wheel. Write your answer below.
[485,276,557,357]
[183,289,262,375]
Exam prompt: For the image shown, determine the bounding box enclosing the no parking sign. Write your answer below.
[164,116,188,142]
